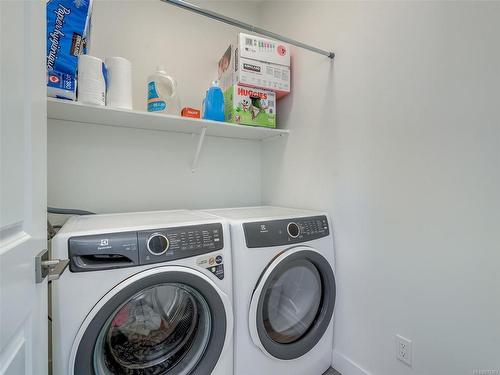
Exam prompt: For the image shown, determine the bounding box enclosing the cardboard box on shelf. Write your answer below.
[224,85,276,128]
[237,32,290,66]
[218,33,290,98]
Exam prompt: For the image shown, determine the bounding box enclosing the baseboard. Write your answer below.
[332,351,372,375]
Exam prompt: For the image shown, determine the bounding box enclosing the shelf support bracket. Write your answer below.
[191,127,207,172]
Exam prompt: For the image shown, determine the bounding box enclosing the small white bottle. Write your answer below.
[147,66,181,115]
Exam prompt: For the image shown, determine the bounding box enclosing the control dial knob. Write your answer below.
[287,222,300,238]
[147,233,169,255]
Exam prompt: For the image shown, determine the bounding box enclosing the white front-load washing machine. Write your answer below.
[204,206,336,375]
[51,210,233,375]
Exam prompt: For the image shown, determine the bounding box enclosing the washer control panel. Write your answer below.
[138,223,223,265]
[243,215,329,248]
[68,223,223,272]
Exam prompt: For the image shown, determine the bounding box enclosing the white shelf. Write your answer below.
[47,98,289,141]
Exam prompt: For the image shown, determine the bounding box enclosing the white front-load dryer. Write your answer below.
[51,210,233,375]
[204,206,336,375]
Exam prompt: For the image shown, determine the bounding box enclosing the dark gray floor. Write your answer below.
[323,368,342,375]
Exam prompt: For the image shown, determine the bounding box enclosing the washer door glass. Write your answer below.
[262,260,322,344]
[93,283,211,374]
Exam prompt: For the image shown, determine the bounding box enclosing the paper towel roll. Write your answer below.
[105,57,132,110]
[77,55,106,106]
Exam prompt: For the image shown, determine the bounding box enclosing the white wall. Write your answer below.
[48,120,261,213]
[48,0,263,215]
[260,2,500,375]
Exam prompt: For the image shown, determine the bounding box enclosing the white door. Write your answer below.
[0,1,47,374]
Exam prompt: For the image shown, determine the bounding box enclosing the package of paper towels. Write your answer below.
[46,0,93,99]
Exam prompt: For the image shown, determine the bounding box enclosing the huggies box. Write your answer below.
[224,85,276,128]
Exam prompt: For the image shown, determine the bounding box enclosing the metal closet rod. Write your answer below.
[160,0,335,59]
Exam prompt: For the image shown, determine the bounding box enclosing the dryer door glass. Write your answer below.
[253,249,336,360]
[262,259,322,344]
[93,283,211,374]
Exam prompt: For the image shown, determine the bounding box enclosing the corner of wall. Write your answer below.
[332,351,373,375]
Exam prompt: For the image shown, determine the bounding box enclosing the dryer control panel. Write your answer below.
[243,215,329,248]
[68,223,223,272]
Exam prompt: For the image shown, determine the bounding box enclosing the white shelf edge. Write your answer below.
[47,98,289,141]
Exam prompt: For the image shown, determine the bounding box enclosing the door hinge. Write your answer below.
[35,249,69,283]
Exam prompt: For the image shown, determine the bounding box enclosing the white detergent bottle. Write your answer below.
[147,66,181,115]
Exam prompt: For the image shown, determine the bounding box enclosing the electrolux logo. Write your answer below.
[97,238,112,250]
[243,63,261,73]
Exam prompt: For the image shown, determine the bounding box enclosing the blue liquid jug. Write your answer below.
[203,81,225,122]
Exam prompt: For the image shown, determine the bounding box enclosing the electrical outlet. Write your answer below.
[396,334,412,367]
